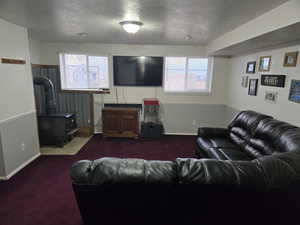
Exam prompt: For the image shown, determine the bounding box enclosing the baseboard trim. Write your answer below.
[0,153,40,180]
[165,132,197,136]
[94,132,197,136]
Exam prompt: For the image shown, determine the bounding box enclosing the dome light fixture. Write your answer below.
[184,35,192,40]
[119,21,143,34]
[77,32,88,37]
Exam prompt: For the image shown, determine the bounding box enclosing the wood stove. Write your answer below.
[33,76,78,147]
[38,113,78,147]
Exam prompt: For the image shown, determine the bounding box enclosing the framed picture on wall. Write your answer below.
[261,74,286,88]
[248,79,258,96]
[289,80,300,103]
[241,76,249,88]
[283,51,298,67]
[259,56,272,72]
[265,91,278,104]
[246,61,256,73]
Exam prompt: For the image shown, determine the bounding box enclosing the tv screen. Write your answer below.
[113,56,163,86]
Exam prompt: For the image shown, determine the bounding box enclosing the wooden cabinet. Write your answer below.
[102,107,139,138]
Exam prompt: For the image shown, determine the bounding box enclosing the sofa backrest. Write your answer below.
[227,111,272,155]
[70,157,177,185]
[250,118,300,155]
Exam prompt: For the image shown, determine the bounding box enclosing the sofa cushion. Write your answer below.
[228,111,272,149]
[243,144,264,158]
[175,158,267,188]
[196,144,253,161]
[249,118,300,155]
[217,148,254,161]
[197,137,236,150]
[196,137,237,159]
[248,138,274,155]
[205,148,228,160]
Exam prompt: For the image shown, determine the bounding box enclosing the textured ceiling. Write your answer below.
[0,0,289,45]
[213,22,300,56]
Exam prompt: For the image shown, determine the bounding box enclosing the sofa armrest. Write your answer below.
[198,127,228,138]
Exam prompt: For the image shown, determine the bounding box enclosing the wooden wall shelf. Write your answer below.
[2,58,26,64]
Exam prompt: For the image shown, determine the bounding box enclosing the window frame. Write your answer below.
[59,53,110,93]
[163,56,213,94]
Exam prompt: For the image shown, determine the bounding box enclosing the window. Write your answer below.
[164,57,211,93]
[59,53,109,91]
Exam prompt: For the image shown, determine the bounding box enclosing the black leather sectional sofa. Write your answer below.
[70,111,300,225]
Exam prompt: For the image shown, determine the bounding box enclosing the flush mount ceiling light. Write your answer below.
[119,21,143,34]
[184,35,192,40]
[77,32,88,37]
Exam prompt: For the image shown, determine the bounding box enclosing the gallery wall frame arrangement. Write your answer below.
[283,51,298,67]
[261,74,286,88]
[248,79,258,96]
[241,76,249,88]
[259,56,272,72]
[289,80,300,103]
[265,91,278,104]
[246,61,256,73]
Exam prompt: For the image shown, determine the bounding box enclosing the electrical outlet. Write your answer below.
[21,143,25,151]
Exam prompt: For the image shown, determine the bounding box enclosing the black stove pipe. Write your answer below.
[33,76,57,114]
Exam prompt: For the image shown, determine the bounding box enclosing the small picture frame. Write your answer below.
[265,91,278,104]
[248,79,258,96]
[246,61,256,74]
[283,51,298,67]
[259,56,272,72]
[289,80,300,103]
[241,76,249,88]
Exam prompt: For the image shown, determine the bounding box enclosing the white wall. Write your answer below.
[0,20,36,120]
[0,18,40,179]
[207,0,300,55]
[226,44,300,126]
[29,39,41,64]
[36,42,227,105]
[34,41,230,133]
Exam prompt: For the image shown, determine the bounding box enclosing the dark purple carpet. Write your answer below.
[0,135,196,225]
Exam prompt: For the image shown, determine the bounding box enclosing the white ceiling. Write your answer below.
[0,0,289,45]
[213,22,300,56]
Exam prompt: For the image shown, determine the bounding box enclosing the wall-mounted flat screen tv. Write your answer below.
[113,56,163,86]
